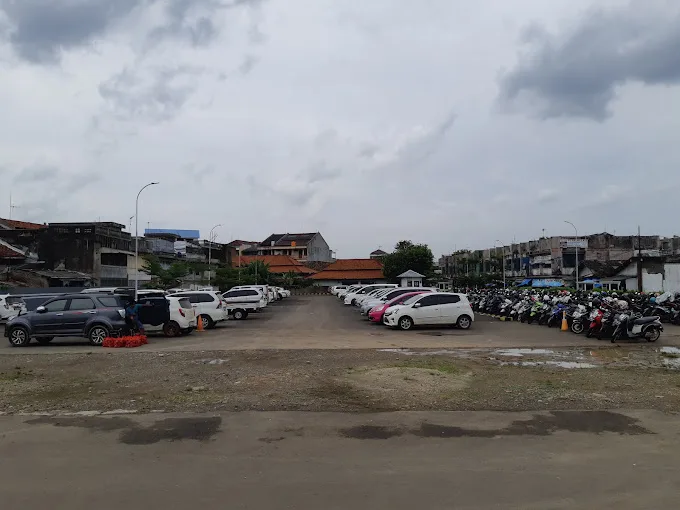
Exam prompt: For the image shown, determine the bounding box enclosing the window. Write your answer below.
[439,295,461,304]
[178,298,192,309]
[97,297,120,307]
[243,290,259,296]
[44,299,68,312]
[69,298,96,311]
[198,293,216,303]
[412,280,421,287]
[417,295,439,307]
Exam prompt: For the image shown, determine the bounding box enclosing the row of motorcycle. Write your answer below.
[467,290,673,343]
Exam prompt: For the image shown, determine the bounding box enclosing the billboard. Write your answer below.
[174,240,187,257]
[560,239,587,249]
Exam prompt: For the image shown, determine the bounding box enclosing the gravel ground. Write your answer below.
[3,347,680,414]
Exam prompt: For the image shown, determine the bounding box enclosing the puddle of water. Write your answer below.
[660,347,680,355]
[501,361,597,369]
[493,348,555,357]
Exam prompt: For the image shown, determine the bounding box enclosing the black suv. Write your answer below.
[4,294,127,347]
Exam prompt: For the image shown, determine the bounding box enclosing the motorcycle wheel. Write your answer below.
[571,322,584,334]
[645,328,661,343]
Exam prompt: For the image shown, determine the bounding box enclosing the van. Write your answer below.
[221,288,267,319]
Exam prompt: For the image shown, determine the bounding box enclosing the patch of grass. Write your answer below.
[393,359,460,375]
[0,369,33,382]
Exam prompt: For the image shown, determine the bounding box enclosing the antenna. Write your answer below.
[9,192,21,220]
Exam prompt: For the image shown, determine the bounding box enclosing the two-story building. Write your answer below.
[257,233,332,262]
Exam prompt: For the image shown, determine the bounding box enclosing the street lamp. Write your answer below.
[208,224,222,286]
[496,240,506,288]
[564,221,578,290]
[135,182,159,300]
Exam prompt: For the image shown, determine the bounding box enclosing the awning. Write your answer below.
[517,279,532,286]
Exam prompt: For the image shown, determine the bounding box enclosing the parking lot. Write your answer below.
[3,295,680,353]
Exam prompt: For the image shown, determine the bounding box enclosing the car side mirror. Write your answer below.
[413,303,422,308]
[36,306,47,313]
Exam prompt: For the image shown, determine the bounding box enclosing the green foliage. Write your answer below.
[141,255,190,289]
[212,261,272,291]
[382,240,435,282]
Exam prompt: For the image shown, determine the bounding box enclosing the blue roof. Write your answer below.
[145,228,200,239]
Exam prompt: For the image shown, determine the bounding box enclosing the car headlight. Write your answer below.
[384,309,394,316]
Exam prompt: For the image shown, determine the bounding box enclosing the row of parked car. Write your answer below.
[1,285,290,347]
[330,284,475,330]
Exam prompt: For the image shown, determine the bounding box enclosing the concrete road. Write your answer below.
[3,296,680,353]
[2,410,678,509]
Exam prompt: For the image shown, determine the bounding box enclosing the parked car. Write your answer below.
[360,288,436,315]
[221,288,267,319]
[330,285,347,296]
[230,285,272,306]
[382,292,474,331]
[368,291,430,323]
[4,293,127,347]
[172,291,228,330]
[275,287,291,298]
[344,284,398,305]
[0,294,27,323]
[337,285,361,299]
[125,290,196,337]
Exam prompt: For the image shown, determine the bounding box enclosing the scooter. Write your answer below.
[611,313,663,343]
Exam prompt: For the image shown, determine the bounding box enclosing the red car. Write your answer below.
[368,291,431,323]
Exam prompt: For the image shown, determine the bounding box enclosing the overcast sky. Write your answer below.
[1,0,679,258]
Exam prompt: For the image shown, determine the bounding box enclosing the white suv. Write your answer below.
[173,291,228,329]
[222,288,267,319]
[0,295,27,323]
[383,292,474,330]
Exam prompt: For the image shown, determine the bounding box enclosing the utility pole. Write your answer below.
[637,225,643,292]
[207,224,222,287]
[564,221,578,290]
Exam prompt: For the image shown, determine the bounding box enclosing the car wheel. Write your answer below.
[8,326,30,347]
[457,315,472,330]
[233,309,246,320]
[398,316,414,331]
[163,321,181,337]
[88,325,109,346]
[200,315,214,330]
[36,337,54,345]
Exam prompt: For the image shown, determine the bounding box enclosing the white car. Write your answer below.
[383,292,474,331]
[344,284,398,306]
[360,288,437,315]
[0,295,27,323]
[330,285,347,296]
[148,295,196,336]
[222,288,267,319]
[172,291,228,330]
[231,285,272,306]
[337,285,360,299]
[275,287,291,298]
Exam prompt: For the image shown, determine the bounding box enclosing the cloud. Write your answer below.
[0,0,143,64]
[498,2,680,120]
[98,65,205,123]
[13,164,59,183]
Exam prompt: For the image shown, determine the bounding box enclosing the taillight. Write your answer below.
[179,308,185,317]
[216,301,222,309]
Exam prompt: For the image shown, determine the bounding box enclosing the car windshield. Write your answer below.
[6,296,24,306]
[401,295,422,306]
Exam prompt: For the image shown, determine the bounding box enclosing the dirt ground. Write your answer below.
[3,296,680,415]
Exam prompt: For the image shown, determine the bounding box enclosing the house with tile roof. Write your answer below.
[308,258,385,286]
[257,232,332,262]
[235,255,317,275]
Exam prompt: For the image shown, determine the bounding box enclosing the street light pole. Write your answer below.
[208,224,222,287]
[496,240,505,288]
[565,221,578,290]
[135,182,159,300]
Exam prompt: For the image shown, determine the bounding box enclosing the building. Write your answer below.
[235,255,316,275]
[370,249,388,260]
[439,232,667,286]
[258,233,332,262]
[38,222,137,287]
[308,259,385,287]
[581,255,680,293]
[397,270,425,287]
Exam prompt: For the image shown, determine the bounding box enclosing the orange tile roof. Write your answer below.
[0,244,24,259]
[236,255,316,274]
[308,259,385,280]
[0,218,44,230]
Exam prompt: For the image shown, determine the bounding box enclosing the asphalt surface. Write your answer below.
[2,410,678,509]
[3,295,680,352]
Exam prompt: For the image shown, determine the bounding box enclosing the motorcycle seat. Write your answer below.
[633,316,659,325]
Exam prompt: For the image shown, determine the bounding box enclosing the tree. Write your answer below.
[382,240,435,282]
[244,260,271,285]
[141,255,189,288]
